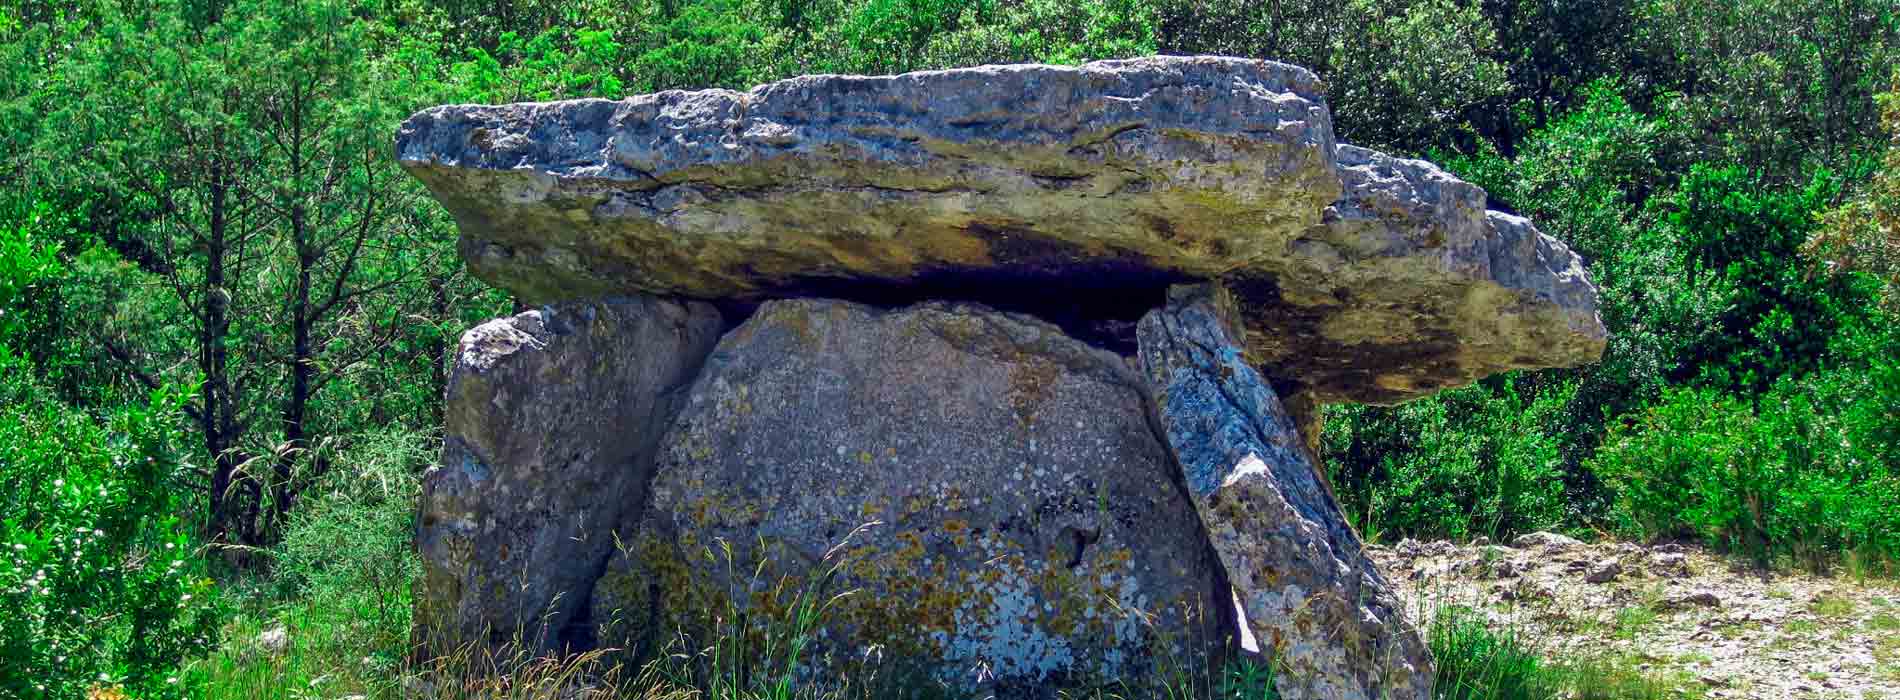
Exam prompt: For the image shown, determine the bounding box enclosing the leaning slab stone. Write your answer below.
[591,299,1231,696]
[397,56,1604,404]
[416,296,723,656]
[1137,284,1431,700]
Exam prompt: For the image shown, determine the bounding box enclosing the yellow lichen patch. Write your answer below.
[604,516,1217,692]
[1007,358,1061,422]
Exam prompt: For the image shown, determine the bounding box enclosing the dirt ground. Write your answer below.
[1368,535,1900,700]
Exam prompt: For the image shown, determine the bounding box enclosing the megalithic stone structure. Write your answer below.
[400,56,1605,699]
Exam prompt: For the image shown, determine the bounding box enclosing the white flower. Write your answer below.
[52,479,63,488]
[10,544,22,552]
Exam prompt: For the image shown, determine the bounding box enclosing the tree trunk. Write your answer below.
[202,158,242,546]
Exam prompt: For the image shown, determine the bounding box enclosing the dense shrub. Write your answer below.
[0,349,221,698]
[272,430,430,645]
[1322,375,1572,542]
[1592,321,1900,569]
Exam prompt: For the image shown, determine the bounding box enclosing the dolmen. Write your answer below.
[399,56,1604,700]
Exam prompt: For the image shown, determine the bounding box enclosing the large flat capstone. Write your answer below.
[397,56,1605,404]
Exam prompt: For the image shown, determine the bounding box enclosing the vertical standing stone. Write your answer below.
[415,295,723,656]
[590,299,1232,697]
[1137,284,1432,700]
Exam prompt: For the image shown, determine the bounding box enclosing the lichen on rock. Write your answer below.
[401,56,1610,696]
[1137,283,1433,700]
[398,56,1604,405]
[590,299,1231,696]
[416,295,723,657]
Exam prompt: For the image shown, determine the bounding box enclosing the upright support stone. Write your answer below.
[1137,284,1431,700]
[416,296,723,656]
[592,299,1233,696]
[1279,390,1335,496]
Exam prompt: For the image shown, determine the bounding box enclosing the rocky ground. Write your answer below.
[1369,534,1900,700]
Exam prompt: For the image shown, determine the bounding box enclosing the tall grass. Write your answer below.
[186,427,1695,700]
[1427,604,1701,700]
[196,594,1700,700]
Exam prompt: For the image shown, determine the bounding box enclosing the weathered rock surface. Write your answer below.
[397,56,1605,403]
[416,296,723,655]
[1136,284,1431,700]
[1513,531,1584,550]
[590,299,1231,695]
[1373,539,1900,700]
[1246,146,1603,401]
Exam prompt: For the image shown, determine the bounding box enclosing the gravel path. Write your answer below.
[1369,536,1900,700]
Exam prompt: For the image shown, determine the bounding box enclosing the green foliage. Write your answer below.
[1430,606,1549,700]
[1814,72,1900,304]
[1633,0,1900,175]
[1427,606,1697,700]
[2,0,1900,694]
[1661,165,1876,393]
[918,0,1157,68]
[0,203,61,344]
[1158,0,1509,153]
[1323,375,1571,542]
[274,430,430,642]
[1593,321,1900,568]
[188,429,431,698]
[0,350,221,698]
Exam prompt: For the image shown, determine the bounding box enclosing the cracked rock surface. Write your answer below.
[591,298,1231,697]
[1137,284,1431,700]
[416,296,723,656]
[398,56,1604,403]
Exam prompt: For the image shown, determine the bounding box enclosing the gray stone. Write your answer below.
[1584,558,1623,584]
[590,299,1230,695]
[398,56,1605,404]
[1241,146,1603,402]
[415,296,723,656]
[1663,590,1723,610]
[1136,284,1431,700]
[1512,531,1583,550]
[1651,552,1691,578]
[257,625,289,655]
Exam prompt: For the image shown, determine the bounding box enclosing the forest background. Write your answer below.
[2,0,1898,696]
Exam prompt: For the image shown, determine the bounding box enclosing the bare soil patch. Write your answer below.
[1371,536,1900,700]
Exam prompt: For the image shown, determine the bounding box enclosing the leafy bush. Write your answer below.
[0,349,221,698]
[273,430,431,643]
[1322,375,1571,542]
[1592,320,1900,568]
